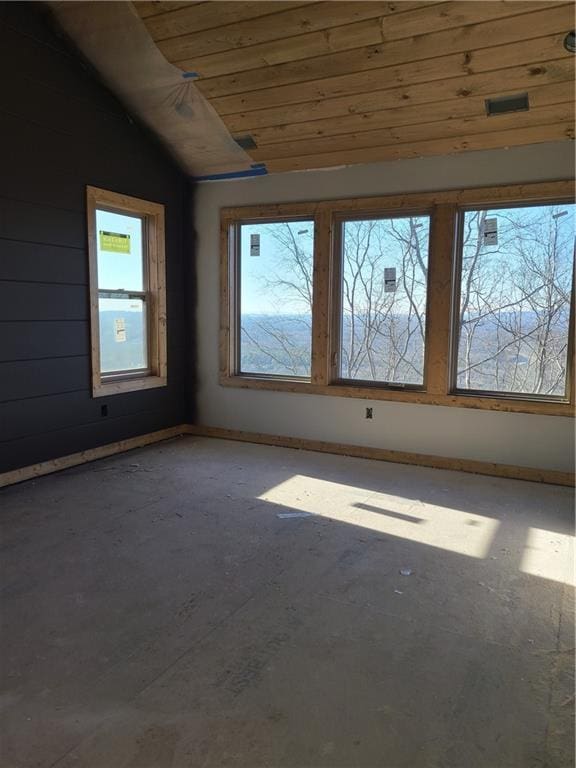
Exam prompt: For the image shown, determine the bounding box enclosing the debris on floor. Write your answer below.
[277,512,313,519]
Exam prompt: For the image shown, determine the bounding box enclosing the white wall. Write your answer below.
[194,143,575,472]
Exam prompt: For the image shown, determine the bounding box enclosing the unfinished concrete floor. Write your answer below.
[0,436,574,768]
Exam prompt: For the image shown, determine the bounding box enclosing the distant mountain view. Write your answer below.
[99,310,146,373]
[240,310,570,395]
[241,314,312,377]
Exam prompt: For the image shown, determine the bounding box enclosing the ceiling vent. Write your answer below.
[234,135,258,150]
[485,93,530,116]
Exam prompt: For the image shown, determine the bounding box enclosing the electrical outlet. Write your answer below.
[365,407,373,420]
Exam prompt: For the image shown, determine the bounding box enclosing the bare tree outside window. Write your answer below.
[456,203,575,397]
[236,201,574,398]
[338,215,430,385]
[239,215,431,384]
[239,220,314,378]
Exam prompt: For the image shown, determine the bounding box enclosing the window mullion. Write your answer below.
[311,208,332,386]
[98,289,147,299]
[424,204,457,396]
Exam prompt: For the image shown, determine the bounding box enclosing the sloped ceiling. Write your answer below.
[54,1,576,177]
[49,0,255,178]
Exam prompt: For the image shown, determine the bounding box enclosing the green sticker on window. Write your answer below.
[99,230,131,253]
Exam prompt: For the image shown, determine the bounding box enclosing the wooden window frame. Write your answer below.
[87,186,167,398]
[229,215,316,382]
[220,181,575,417]
[450,198,576,404]
[330,208,433,392]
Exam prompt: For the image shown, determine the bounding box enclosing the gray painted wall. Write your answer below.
[194,143,574,472]
[0,3,193,473]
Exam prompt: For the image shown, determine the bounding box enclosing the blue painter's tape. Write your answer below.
[195,165,268,182]
[182,72,199,79]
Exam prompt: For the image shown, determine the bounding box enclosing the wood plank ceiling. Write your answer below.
[134,0,575,173]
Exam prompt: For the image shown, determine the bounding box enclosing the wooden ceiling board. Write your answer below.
[143,1,317,40]
[156,2,434,62]
[265,123,574,172]
[249,103,575,162]
[196,4,573,97]
[222,58,574,131]
[135,0,576,173]
[247,81,575,146]
[133,1,201,19]
[173,1,560,76]
[207,34,571,115]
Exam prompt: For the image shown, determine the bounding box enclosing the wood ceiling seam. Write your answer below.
[160,1,445,63]
[250,102,576,157]
[248,80,575,140]
[146,2,320,44]
[264,122,574,172]
[206,32,572,115]
[169,1,563,77]
[221,57,574,131]
[133,2,206,20]
[194,4,573,98]
[250,90,576,147]
[249,103,575,162]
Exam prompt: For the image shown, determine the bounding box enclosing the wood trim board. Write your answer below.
[0,425,188,489]
[187,425,575,488]
[220,180,576,417]
[0,424,573,489]
[86,186,168,398]
[220,181,576,220]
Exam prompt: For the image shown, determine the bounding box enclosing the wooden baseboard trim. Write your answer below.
[186,425,575,487]
[0,425,188,489]
[2,423,572,490]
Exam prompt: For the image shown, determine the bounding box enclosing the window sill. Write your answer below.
[92,375,167,398]
[220,375,574,417]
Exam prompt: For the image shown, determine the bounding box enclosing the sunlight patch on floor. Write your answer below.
[259,475,500,558]
[521,527,575,586]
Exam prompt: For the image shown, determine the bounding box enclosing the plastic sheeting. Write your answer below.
[48,1,256,178]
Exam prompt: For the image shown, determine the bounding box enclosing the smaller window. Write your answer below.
[235,219,314,379]
[335,213,431,388]
[87,187,167,397]
[453,202,575,399]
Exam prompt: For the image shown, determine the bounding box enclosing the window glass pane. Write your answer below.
[96,209,144,291]
[456,203,575,397]
[239,220,313,378]
[99,296,147,373]
[339,215,430,385]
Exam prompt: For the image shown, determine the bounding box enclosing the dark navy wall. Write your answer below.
[0,2,193,473]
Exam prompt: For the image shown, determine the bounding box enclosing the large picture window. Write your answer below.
[454,202,575,399]
[236,219,314,379]
[87,187,167,397]
[336,214,430,387]
[220,181,574,417]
